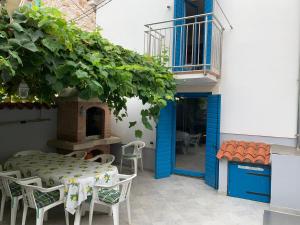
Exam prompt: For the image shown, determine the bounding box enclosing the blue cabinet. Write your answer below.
[228,162,271,203]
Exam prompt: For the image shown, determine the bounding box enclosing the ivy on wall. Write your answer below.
[0,6,176,136]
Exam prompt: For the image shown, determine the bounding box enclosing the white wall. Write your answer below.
[110,98,156,148]
[96,0,173,53]
[96,0,300,143]
[0,108,57,163]
[218,0,300,139]
[271,153,300,211]
[96,0,173,146]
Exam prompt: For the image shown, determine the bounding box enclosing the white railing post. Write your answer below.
[203,15,208,73]
[147,26,152,56]
[144,13,226,75]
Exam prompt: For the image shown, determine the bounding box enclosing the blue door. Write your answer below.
[155,102,175,179]
[228,162,271,203]
[205,95,221,189]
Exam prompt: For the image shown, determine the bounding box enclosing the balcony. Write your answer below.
[144,13,225,86]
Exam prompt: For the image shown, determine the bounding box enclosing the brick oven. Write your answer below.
[48,96,120,154]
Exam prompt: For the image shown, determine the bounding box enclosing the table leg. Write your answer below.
[74,206,81,225]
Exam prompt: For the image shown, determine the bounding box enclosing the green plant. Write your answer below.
[0,6,176,137]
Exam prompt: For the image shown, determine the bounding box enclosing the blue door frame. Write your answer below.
[155,92,221,190]
[172,92,211,177]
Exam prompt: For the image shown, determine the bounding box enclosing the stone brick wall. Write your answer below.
[1,0,96,30]
[42,0,96,31]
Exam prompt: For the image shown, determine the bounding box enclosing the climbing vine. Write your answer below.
[0,6,176,137]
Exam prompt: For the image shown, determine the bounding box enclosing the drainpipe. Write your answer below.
[297,43,300,150]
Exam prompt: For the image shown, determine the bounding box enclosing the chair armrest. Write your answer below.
[33,184,65,201]
[86,155,102,162]
[94,174,136,189]
[34,184,64,193]
[0,170,21,179]
[66,152,74,157]
[117,174,135,180]
[18,177,42,186]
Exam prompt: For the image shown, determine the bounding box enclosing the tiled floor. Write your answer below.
[176,145,206,172]
[0,171,269,225]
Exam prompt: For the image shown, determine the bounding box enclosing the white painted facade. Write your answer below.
[96,0,300,146]
[0,108,57,163]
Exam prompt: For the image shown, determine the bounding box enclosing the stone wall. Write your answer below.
[42,0,96,31]
[1,0,96,30]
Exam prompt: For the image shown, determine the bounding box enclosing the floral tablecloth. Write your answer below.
[5,152,118,214]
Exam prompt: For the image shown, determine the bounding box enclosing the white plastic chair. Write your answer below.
[17,177,69,225]
[0,170,24,225]
[66,151,87,160]
[120,141,145,174]
[14,150,42,157]
[89,174,136,225]
[87,154,115,166]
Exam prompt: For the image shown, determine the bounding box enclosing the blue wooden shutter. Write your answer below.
[155,102,174,179]
[173,0,185,71]
[205,94,221,189]
[204,0,214,70]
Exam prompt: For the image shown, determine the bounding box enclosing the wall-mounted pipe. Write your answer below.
[0,118,51,126]
[297,32,300,150]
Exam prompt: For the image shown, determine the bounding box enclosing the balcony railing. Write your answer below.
[144,13,224,76]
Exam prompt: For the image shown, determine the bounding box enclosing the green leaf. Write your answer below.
[55,62,76,78]
[30,30,44,42]
[52,81,64,92]
[8,38,22,46]
[42,38,61,52]
[23,42,39,52]
[8,50,22,65]
[129,121,137,128]
[75,70,88,79]
[135,130,143,138]
[142,117,153,130]
[9,23,24,32]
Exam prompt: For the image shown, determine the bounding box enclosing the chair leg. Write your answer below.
[36,209,44,225]
[112,204,119,225]
[108,207,113,216]
[140,157,144,172]
[21,205,28,225]
[44,211,48,221]
[74,206,81,225]
[65,210,69,225]
[126,198,132,225]
[81,203,86,217]
[88,200,95,225]
[133,158,138,175]
[10,197,19,225]
[120,158,123,172]
[0,194,6,221]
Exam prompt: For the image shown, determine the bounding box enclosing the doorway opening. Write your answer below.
[185,0,205,66]
[174,95,207,176]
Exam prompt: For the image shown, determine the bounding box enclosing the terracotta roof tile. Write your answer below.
[217,140,270,165]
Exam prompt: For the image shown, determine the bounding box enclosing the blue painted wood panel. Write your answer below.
[228,162,271,203]
[173,0,185,71]
[155,102,175,179]
[205,94,221,189]
[204,0,214,70]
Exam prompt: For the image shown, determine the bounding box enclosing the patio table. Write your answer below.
[5,152,118,223]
